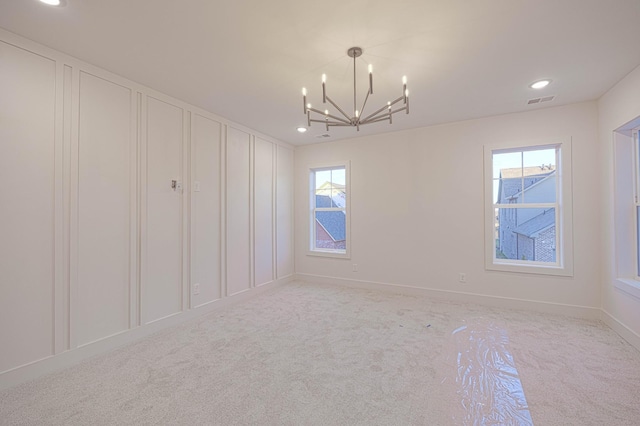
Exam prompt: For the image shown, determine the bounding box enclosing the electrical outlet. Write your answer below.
[193,283,200,295]
[352,264,358,272]
[459,273,467,283]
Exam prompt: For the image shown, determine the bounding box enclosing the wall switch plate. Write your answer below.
[459,273,467,283]
[194,181,201,192]
[352,264,358,272]
[193,283,200,295]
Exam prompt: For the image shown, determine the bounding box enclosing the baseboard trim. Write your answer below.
[0,276,292,391]
[601,309,640,352]
[294,273,601,319]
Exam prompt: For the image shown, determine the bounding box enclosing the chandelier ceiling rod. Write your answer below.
[352,47,357,117]
[302,46,409,131]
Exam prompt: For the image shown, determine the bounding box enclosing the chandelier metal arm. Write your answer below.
[306,106,351,125]
[358,88,371,122]
[363,116,392,125]
[310,119,348,126]
[361,106,407,124]
[325,95,353,122]
[361,95,404,122]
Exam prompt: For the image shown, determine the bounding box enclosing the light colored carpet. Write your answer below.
[1,281,640,425]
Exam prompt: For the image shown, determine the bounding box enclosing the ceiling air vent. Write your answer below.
[527,95,555,105]
[315,133,331,139]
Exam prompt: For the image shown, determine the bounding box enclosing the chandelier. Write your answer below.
[302,47,409,131]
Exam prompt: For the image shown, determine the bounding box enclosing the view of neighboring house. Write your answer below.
[316,181,346,207]
[497,165,556,262]
[314,182,346,250]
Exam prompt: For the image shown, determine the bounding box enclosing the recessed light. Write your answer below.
[39,0,63,5]
[530,79,551,89]
[297,127,307,133]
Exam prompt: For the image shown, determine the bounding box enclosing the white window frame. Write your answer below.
[612,119,640,299]
[634,129,640,279]
[484,137,573,276]
[307,161,350,259]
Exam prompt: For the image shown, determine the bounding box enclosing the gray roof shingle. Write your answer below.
[513,208,555,238]
[315,195,346,241]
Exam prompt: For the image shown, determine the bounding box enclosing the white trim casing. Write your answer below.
[483,137,574,277]
[307,161,351,259]
[634,130,640,280]
[612,119,640,285]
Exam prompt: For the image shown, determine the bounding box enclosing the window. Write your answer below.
[309,163,350,258]
[484,138,573,276]
[612,118,640,297]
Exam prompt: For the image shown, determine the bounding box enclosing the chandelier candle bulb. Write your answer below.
[322,74,327,103]
[302,88,307,113]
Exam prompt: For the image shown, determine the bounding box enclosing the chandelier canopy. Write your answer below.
[302,47,409,132]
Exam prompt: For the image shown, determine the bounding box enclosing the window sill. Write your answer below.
[614,278,640,300]
[487,261,573,277]
[307,250,350,260]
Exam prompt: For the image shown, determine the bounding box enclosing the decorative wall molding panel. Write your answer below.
[0,29,294,390]
[0,39,57,373]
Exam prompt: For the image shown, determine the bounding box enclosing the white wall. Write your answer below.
[598,64,640,348]
[0,29,294,388]
[295,102,602,313]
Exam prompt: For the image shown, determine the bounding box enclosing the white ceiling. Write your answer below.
[2,0,640,145]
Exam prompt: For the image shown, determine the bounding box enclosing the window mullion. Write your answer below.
[315,207,345,212]
[494,203,557,209]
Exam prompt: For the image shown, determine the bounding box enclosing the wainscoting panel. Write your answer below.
[0,28,294,389]
[142,96,184,324]
[0,40,57,372]
[276,146,294,278]
[76,72,133,346]
[191,114,222,306]
[254,138,275,286]
[226,127,252,295]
